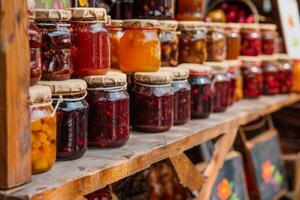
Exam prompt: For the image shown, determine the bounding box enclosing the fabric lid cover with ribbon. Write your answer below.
[160,67,189,81]
[38,79,87,95]
[83,71,127,87]
[29,85,52,104]
[178,63,212,75]
[205,62,229,74]
[134,71,173,85]
[33,9,71,21]
[178,21,207,31]
[69,7,106,21]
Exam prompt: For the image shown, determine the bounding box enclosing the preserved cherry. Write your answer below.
[261,57,280,95]
[277,54,293,94]
[241,24,261,56]
[260,24,277,55]
[135,0,175,19]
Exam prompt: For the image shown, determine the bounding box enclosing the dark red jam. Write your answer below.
[131,84,174,133]
[278,60,293,94]
[241,27,261,56]
[212,73,230,113]
[54,93,88,160]
[71,22,110,76]
[172,81,191,125]
[85,186,113,200]
[261,31,275,55]
[37,23,72,81]
[262,61,280,95]
[227,67,237,105]
[29,20,42,86]
[189,74,212,119]
[241,63,263,98]
[86,88,129,148]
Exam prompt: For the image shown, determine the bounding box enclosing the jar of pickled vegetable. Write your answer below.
[227,60,243,102]
[225,23,241,60]
[34,9,73,81]
[260,24,277,55]
[261,56,280,95]
[205,23,227,61]
[29,85,56,174]
[119,19,161,73]
[110,20,124,68]
[161,67,191,125]
[39,79,88,160]
[159,20,179,67]
[207,62,230,113]
[131,71,174,133]
[277,54,293,94]
[70,8,110,76]
[240,23,261,56]
[240,56,263,98]
[135,0,175,19]
[29,18,42,86]
[176,0,204,21]
[293,60,300,93]
[84,72,130,148]
[178,21,207,64]
[179,64,213,119]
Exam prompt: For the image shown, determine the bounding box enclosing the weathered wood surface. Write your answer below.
[0,94,299,200]
[0,0,31,189]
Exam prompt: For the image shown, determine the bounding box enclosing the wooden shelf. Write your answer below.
[1,94,300,200]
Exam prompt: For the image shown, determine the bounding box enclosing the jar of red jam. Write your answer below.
[261,56,280,95]
[225,23,241,60]
[131,71,174,133]
[109,20,124,68]
[135,0,175,19]
[240,23,261,56]
[69,8,110,76]
[161,67,191,125]
[179,64,213,119]
[240,56,263,99]
[227,60,242,103]
[207,62,230,113]
[84,71,130,148]
[39,79,88,160]
[34,9,73,81]
[277,54,293,94]
[159,20,179,67]
[260,24,277,55]
[178,21,207,64]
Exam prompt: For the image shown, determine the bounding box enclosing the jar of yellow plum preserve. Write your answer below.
[30,85,56,174]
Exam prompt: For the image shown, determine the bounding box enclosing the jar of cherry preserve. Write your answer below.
[204,23,227,61]
[225,23,241,60]
[34,9,73,81]
[110,20,124,68]
[227,60,242,103]
[276,54,293,94]
[240,56,263,98]
[178,21,207,64]
[29,85,56,174]
[207,62,230,113]
[84,71,130,148]
[70,8,110,76]
[39,79,88,160]
[131,71,174,133]
[119,19,161,73]
[159,20,179,67]
[176,0,204,21]
[261,56,280,95]
[240,23,261,56]
[161,67,191,125]
[135,0,175,19]
[260,24,277,55]
[179,64,213,119]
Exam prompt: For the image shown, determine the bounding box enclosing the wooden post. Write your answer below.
[0,0,31,188]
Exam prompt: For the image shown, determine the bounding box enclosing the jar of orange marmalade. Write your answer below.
[119,19,161,73]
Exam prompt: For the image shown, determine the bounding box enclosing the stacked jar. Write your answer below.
[276,54,293,94]
[260,56,280,95]
[224,23,241,60]
[240,23,261,56]
[176,0,204,21]
[260,24,277,55]
[135,0,176,19]
[109,20,124,69]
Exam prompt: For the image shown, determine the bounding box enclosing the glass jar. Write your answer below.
[293,60,300,93]
[176,0,204,21]
[261,56,280,95]
[131,71,174,133]
[159,20,179,67]
[84,72,130,148]
[34,9,73,81]
[205,23,227,61]
[29,19,42,86]
[161,67,191,125]
[70,8,110,76]
[119,19,161,73]
[29,85,56,174]
[135,0,175,19]
[179,64,213,119]
[208,62,230,113]
[178,21,207,64]
[277,54,293,94]
[225,23,241,60]
[227,60,242,102]
[110,20,124,68]
[39,79,89,160]
[260,24,277,55]
[240,24,261,56]
[240,56,263,98]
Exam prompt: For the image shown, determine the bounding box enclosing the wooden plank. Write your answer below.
[0,0,31,188]
[0,94,299,200]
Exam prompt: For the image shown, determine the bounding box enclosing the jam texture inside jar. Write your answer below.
[241,24,261,56]
[261,57,280,95]
[119,19,161,73]
[84,72,130,148]
[227,60,242,104]
[110,20,124,68]
[260,24,277,55]
[225,23,241,60]
[176,0,204,21]
[70,8,110,76]
[131,71,174,133]
[277,54,293,94]
[135,0,175,19]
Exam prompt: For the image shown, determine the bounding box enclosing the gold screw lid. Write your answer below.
[134,71,174,85]
[39,79,87,95]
